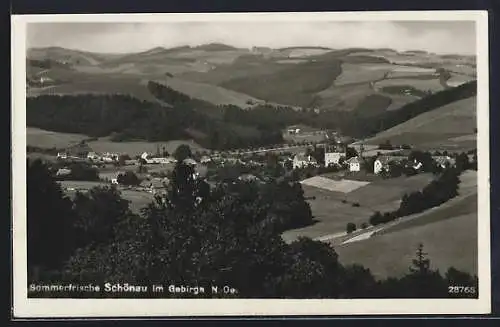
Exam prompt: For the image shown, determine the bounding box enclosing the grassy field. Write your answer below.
[179,57,289,85]
[334,63,390,86]
[365,96,476,147]
[374,78,444,92]
[152,77,262,108]
[301,176,370,193]
[333,169,477,279]
[446,73,476,87]
[120,189,155,213]
[418,134,477,152]
[318,83,377,112]
[335,212,477,279]
[27,73,161,103]
[282,173,434,242]
[27,127,90,148]
[218,58,342,107]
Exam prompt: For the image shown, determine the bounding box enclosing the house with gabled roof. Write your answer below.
[293,153,317,169]
[346,156,361,172]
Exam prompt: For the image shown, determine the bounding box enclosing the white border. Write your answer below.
[12,11,491,318]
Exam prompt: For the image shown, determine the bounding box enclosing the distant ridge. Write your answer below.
[278,46,333,51]
[193,43,239,51]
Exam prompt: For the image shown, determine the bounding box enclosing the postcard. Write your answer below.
[11,10,491,317]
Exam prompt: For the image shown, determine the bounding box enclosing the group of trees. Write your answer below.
[28,158,478,299]
[26,90,284,152]
[27,94,190,141]
[116,171,140,186]
[370,166,462,226]
[53,161,100,182]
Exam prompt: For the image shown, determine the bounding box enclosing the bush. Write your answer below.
[341,199,347,204]
[117,171,140,186]
[352,202,360,207]
[369,211,383,226]
[361,222,368,229]
[346,222,357,234]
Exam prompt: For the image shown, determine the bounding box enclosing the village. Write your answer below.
[48,125,470,209]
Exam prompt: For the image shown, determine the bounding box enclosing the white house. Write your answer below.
[293,153,317,169]
[324,142,346,167]
[346,156,361,172]
[325,152,345,167]
[57,152,68,159]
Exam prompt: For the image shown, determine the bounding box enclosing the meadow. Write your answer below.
[334,63,390,86]
[27,127,90,149]
[281,173,435,242]
[365,96,477,148]
[27,73,161,103]
[374,78,444,93]
[335,212,477,279]
[151,77,262,108]
[333,169,478,279]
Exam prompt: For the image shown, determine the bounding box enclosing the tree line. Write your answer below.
[26,80,476,151]
[27,158,478,299]
[370,164,466,226]
[26,91,283,151]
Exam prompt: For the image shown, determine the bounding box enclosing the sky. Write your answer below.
[26,20,476,55]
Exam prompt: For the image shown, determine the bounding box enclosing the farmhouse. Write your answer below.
[293,153,317,169]
[373,156,406,174]
[346,156,361,172]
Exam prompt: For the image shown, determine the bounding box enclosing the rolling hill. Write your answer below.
[26,45,477,140]
[335,171,478,279]
[364,87,477,150]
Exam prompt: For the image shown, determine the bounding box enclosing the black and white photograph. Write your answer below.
[11,11,491,317]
